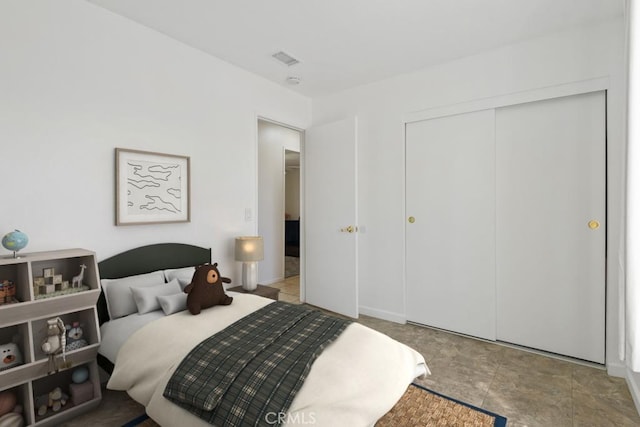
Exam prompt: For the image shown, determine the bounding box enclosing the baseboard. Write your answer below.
[626,368,640,416]
[607,361,626,378]
[359,305,406,324]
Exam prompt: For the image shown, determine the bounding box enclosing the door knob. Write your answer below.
[588,220,600,230]
[408,216,415,223]
[340,226,356,233]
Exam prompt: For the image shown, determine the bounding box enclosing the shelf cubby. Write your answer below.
[31,308,100,362]
[0,261,30,304]
[0,322,31,371]
[0,383,32,426]
[32,361,101,426]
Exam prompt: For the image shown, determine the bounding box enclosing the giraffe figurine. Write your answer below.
[71,264,87,288]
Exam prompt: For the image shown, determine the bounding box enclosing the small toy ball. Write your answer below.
[71,366,89,384]
[0,390,16,417]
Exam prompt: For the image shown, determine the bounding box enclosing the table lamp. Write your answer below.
[235,236,264,291]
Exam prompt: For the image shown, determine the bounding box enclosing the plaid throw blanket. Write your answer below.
[163,302,351,426]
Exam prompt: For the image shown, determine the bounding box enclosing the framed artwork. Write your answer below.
[115,148,190,225]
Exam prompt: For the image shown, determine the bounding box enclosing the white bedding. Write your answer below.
[107,293,428,426]
[99,310,165,364]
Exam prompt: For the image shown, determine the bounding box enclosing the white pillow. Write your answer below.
[101,270,165,319]
[157,292,188,315]
[131,279,181,314]
[163,267,195,285]
[177,278,193,291]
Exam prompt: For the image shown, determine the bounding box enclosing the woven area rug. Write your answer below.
[122,383,507,426]
[376,383,507,426]
[121,414,156,427]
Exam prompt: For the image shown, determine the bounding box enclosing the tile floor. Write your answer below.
[64,274,640,426]
[270,275,302,304]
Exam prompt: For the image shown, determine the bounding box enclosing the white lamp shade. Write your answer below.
[235,236,264,262]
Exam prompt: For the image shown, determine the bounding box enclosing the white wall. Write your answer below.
[0,0,311,285]
[312,19,627,371]
[285,168,301,220]
[625,0,640,411]
[257,120,301,284]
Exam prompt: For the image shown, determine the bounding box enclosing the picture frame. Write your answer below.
[115,148,191,225]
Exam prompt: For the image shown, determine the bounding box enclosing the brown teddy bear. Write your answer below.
[184,263,233,315]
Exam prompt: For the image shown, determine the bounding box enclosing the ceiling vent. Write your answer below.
[286,76,301,85]
[272,51,300,66]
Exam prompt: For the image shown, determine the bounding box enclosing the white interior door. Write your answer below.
[496,92,605,363]
[304,117,358,318]
[406,109,496,340]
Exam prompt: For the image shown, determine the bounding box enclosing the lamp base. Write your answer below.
[241,262,258,291]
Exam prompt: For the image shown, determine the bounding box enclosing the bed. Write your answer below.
[97,243,428,426]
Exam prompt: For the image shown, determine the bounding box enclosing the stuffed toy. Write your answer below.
[0,390,23,427]
[0,391,17,417]
[37,387,68,416]
[0,391,24,427]
[0,343,22,371]
[47,387,68,412]
[184,263,232,315]
[41,317,66,374]
[65,322,87,351]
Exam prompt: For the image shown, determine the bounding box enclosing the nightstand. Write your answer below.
[227,284,279,301]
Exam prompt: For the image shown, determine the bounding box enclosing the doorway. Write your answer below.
[257,118,302,302]
[284,149,301,278]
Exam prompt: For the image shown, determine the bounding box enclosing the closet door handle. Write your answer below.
[588,220,600,230]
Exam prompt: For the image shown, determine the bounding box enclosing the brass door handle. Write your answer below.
[340,225,357,233]
[408,216,415,223]
[588,220,600,230]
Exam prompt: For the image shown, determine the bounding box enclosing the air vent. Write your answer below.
[272,51,300,66]
[286,76,301,85]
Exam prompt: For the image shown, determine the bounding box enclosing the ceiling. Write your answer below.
[86,0,623,98]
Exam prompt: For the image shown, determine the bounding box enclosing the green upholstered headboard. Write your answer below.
[97,243,211,325]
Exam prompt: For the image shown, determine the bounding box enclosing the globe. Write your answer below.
[2,230,28,257]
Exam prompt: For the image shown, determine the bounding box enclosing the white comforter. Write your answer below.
[107,293,428,426]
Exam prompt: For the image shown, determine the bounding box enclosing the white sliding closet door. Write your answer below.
[406,109,496,340]
[495,92,605,363]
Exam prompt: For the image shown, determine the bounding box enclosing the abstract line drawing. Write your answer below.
[116,148,190,225]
